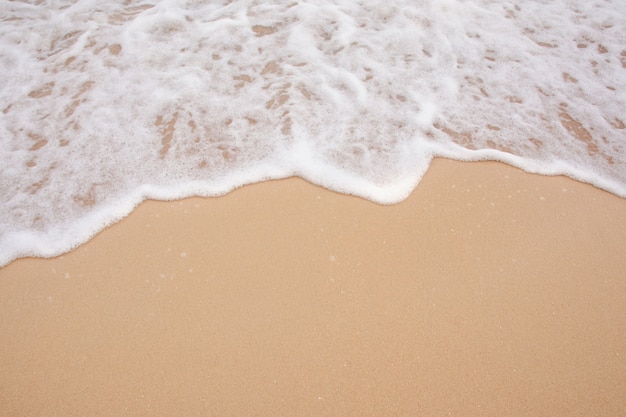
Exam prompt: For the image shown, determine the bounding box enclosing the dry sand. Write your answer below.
[1,158,625,416]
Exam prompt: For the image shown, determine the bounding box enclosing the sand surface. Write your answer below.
[1,158,625,416]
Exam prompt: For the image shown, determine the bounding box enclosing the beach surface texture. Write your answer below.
[1,1,625,415]
[1,160,625,416]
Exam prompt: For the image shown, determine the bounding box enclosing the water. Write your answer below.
[1,0,625,266]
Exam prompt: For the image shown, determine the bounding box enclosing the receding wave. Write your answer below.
[1,0,625,265]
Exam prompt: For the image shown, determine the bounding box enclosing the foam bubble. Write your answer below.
[1,0,625,266]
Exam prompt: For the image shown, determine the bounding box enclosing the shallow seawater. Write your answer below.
[1,0,625,265]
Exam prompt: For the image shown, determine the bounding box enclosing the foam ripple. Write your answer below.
[1,0,625,265]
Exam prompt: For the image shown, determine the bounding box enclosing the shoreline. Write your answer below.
[1,158,625,416]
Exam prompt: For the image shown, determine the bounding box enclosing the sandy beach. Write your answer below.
[0,158,625,416]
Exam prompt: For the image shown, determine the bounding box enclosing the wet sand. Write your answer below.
[1,158,625,416]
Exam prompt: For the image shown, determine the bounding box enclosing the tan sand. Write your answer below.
[1,158,625,416]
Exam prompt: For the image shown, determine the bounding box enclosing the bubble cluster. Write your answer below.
[1,0,625,265]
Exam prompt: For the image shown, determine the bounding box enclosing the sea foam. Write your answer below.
[1,0,625,266]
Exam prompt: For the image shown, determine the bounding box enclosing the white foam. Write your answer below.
[1,0,625,266]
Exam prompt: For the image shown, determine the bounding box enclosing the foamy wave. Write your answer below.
[1,0,625,265]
